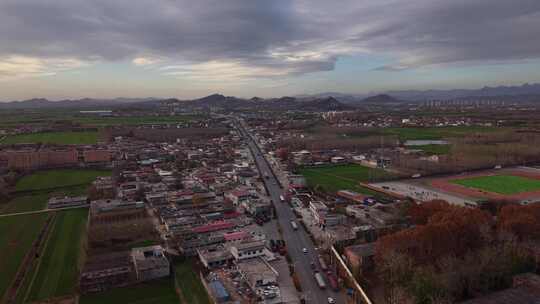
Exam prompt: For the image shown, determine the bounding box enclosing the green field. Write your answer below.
[0,110,204,128]
[15,169,110,192]
[175,260,212,304]
[381,126,495,141]
[3,131,99,145]
[73,115,204,126]
[26,209,88,301]
[80,278,180,304]
[415,144,451,155]
[451,175,540,195]
[0,194,48,214]
[0,214,48,300]
[299,164,391,195]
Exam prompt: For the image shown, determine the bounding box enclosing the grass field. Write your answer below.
[15,169,110,192]
[3,131,99,145]
[26,209,89,301]
[175,260,212,304]
[451,175,540,195]
[0,214,48,300]
[80,278,180,304]
[299,164,392,195]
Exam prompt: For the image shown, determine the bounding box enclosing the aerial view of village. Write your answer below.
[0,92,540,304]
[2,1,540,304]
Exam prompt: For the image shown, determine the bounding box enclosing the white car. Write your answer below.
[327,297,335,304]
[302,248,308,254]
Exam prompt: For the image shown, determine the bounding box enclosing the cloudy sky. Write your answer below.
[1,0,540,100]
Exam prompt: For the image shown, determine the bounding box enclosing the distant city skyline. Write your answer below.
[1,0,540,100]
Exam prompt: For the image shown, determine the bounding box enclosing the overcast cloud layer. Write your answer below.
[0,0,540,92]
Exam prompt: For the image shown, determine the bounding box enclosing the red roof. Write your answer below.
[223,211,241,219]
[193,221,234,233]
[224,231,248,241]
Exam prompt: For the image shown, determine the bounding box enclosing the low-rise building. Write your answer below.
[309,201,329,224]
[230,240,267,261]
[344,243,376,277]
[238,258,278,289]
[131,245,170,281]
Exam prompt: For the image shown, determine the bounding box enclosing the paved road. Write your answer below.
[236,120,345,304]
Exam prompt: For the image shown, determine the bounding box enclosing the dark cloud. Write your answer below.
[0,0,539,76]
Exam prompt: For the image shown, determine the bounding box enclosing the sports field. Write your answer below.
[26,209,89,301]
[299,164,391,195]
[15,169,110,192]
[3,131,99,145]
[451,175,540,195]
[80,278,180,304]
[0,214,48,300]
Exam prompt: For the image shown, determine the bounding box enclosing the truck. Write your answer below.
[318,255,328,271]
[291,221,298,230]
[314,272,326,289]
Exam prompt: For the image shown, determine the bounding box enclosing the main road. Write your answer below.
[235,119,346,304]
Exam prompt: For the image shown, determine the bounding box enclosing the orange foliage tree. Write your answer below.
[498,203,540,240]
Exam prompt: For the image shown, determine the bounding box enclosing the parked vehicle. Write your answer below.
[318,255,328,271]
[327,272,339,291]
[314,272,326,289]
[291,221,298,230]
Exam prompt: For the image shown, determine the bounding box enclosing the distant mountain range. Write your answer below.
[0,97,158,109]
[1,83,540,110]
[301,83,540,102]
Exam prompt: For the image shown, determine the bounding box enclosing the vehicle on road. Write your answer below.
[327,272,339,291]
[279,195,285,202]
[318,255,328,271]
[327,297,335,303]
[302,247,308,254]
[291,221,298,230]
[314,272,326,289]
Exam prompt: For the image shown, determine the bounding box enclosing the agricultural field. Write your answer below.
[299,164,392,195]
[415,144,451,155]
[72,114,204,126]
[15,169,110,192]
[80,278,180,304]
[381,126,496,141]
[451,175,540,195]
[0,194,48,214]
[175,260,212,304]
[0,214,48,300]
[2,131,99,145]
[25,209,89,301]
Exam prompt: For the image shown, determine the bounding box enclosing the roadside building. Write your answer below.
[230,241,267,261]
[237,258,278,289]
[344,243,376,277]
